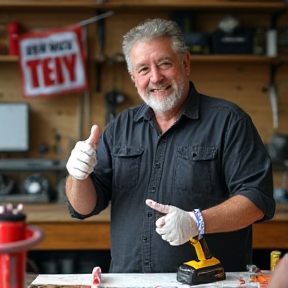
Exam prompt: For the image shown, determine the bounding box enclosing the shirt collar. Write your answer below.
[133,81,200,122]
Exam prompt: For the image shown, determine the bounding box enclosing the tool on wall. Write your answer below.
[77,11,114,139]
[79,24,90,140]
[96,11,104,93]
[94,10,113,92]
[177,236,225,285]
[0,174,15,195]
[0,173,51,203]
[105,90,124,126]
[23,174,49,196]
[104,53,125,127]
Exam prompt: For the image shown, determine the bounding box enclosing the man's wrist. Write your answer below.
[193,209,205,239]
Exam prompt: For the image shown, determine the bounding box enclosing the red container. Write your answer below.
[7,22,21,56]
[0,212,26,288]
[0,212,44,288]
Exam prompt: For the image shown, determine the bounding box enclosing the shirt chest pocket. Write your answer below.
[175,146,217,195]
[113,147,144,190]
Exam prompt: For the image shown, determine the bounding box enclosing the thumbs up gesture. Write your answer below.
[66,125,101,180]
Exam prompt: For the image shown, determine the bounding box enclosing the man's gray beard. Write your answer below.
[139,78,187,113]
[145,92,181,113]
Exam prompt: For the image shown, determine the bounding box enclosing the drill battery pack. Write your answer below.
[177,262,226,285]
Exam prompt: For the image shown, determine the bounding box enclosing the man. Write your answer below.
[66,18,275,275]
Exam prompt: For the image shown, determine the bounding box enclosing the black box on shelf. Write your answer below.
[183,32,210,54]
[211,28,255,54]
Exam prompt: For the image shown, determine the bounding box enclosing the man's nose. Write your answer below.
[150,66,164,83]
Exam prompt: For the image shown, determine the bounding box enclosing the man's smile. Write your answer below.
[150,84,172,93]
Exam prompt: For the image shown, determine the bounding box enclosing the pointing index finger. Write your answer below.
[145,199,171,214]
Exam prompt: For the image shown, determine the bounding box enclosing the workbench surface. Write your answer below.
[30,272,263,288]
[25,203,288,250]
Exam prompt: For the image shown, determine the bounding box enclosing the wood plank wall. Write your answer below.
[0,7,287,187]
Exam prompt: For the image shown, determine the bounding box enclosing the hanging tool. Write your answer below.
[105,90,124,126]
[0,174,15,195]
[177,236,226,286]
[80,11,114,93]
[95,10,110,92]
[104,53,125,126]
[77,11,114,138]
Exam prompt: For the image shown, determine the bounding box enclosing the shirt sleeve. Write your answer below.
[223,110,275,222]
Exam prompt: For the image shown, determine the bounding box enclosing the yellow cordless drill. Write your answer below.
[177,236,226,285]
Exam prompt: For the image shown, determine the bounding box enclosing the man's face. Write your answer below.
[130,37,190,113]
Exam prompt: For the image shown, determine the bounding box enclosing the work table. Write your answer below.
[30,272,268,288]
[25,203,288,250]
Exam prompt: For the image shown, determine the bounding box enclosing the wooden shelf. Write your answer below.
[2,54,287,64]
[190,55,286,63]
[95,54,288,64]
[0,0,287,11]
[0,55,19,62]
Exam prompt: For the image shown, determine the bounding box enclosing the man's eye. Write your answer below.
[159,62,172,69]
[139,67,149,75]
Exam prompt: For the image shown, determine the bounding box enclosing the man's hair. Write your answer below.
[122,18,187,74]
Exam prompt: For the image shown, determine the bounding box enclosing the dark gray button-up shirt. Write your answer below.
[68,82,275,273]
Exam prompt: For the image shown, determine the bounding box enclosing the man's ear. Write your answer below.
[131,75,135,82]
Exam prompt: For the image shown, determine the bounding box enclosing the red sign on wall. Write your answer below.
[19,25,88,98]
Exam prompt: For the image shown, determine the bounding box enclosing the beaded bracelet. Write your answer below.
[194,209,205,239]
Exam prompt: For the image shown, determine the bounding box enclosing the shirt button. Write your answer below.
[156,162,161,168]
[162,138,167,143]
[148,212,152,217]
[151,188,156,193]
[142,237,147,242]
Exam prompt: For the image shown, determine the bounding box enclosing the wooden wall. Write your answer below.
[0,5,287,187]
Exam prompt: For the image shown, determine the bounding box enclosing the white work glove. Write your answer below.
[66,125,100,180]
[146,199,198,246]
[91,266,101,288]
